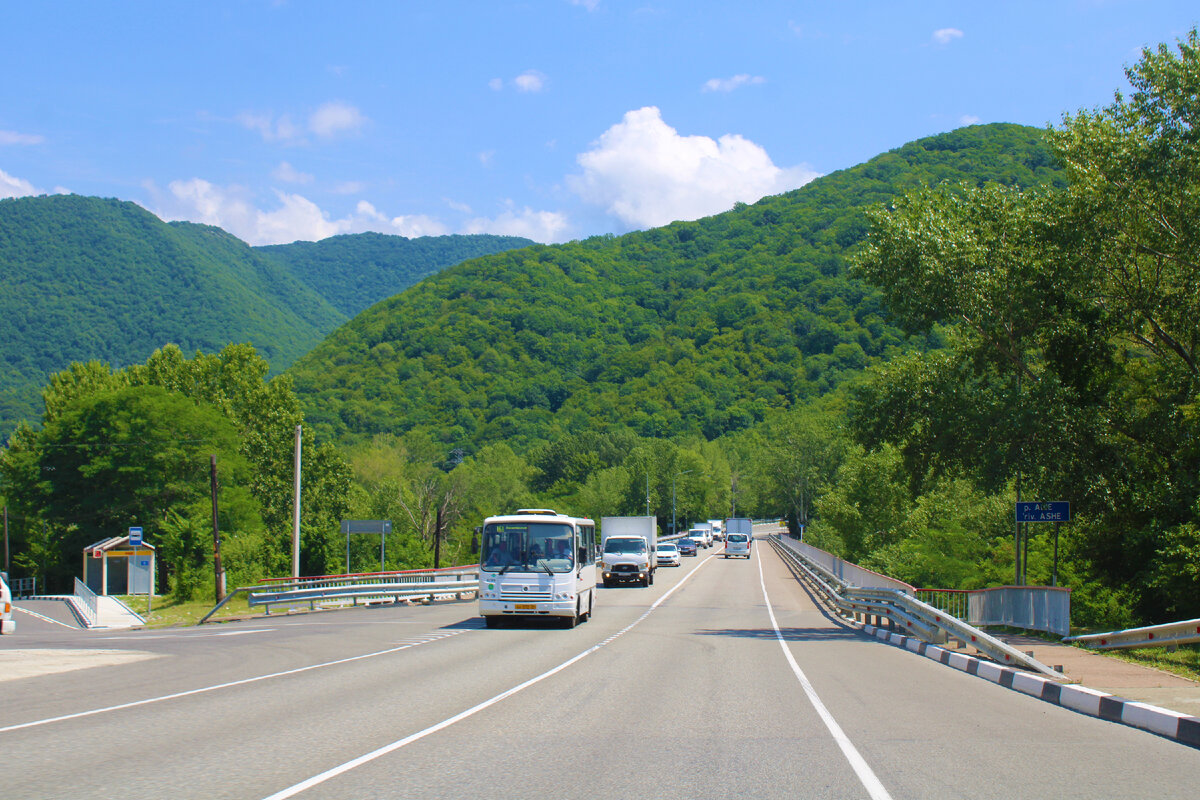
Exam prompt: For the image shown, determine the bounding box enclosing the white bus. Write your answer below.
[478,509,596,628]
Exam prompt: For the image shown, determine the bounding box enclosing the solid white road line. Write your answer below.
[259,552,719,800]
[757,547,893,800]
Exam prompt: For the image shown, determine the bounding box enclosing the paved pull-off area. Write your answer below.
[993,631,1200,717]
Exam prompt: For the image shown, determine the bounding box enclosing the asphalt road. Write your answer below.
[3,541,1199,800]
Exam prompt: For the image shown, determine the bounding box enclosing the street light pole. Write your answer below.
[672,470,693,536]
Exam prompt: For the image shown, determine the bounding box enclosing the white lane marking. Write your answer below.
[757,549,893,800]
[259,552,719,800]
[91,629,276,640]
[0,628,471,734]
[13,605,79,629]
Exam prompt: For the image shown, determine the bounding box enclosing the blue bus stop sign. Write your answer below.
[1015,502,1070,523]
[129,526,143,546]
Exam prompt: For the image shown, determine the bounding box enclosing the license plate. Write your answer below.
[514,603,536,610]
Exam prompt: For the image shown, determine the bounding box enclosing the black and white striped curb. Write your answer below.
[861,623,1200,749]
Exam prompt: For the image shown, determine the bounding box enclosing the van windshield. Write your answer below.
[603,538,646,554]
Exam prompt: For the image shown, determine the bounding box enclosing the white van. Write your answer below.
[1,572,16,634]
[724,533,751,559]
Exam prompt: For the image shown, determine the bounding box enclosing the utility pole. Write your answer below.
[434,506,443,569]
[210,455,225,603]
[3,506,8,575]
[292,424,302,579]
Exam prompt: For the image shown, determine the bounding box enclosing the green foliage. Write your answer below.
[848,30,1200,625]
[259,231,535,317]
[0,345,352,591]
[0,196,343,436]
[0,195,535,438]
[288,124,1060,457]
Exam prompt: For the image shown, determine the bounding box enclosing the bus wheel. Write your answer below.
[564,607,578,629]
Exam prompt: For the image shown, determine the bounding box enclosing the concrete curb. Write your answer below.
[861,623,1200,749]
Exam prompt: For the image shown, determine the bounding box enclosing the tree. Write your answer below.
[33,385,245,590]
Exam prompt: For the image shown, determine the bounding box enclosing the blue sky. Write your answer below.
[2,2,1197,246]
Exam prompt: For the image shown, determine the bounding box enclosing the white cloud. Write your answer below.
[513,70,547,93]
[272,161,313,184]
[0,130,45,146]
[153,179,456,245]
[0,167,39,198]
[568,106,819,229]
[960,114,982,125]
[333,180,367,195]
[702,74,765,93]
[238,102,366,143]
[309,101,366,138]
[488,77,504,91]
[463,205,570,243]
[933,28,964,45]
[479,150,496,167]
[570,0,600,10]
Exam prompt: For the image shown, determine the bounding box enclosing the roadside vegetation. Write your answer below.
[3,32,1199,634]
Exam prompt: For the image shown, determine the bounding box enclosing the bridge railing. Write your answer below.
[72,577,99,627]
[918,586,1072,637]
[1064,618,1200,651]
[200,565,479,623]
[767,534,1065,679]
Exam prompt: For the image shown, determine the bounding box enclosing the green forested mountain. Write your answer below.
[289,123,1064,454]
[0,195,343,434]
[259,231,535,317]
[0,196,533,437]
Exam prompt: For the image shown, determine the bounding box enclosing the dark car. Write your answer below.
[677,538,698,556]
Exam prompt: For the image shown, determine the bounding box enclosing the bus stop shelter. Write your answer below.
[84,536,155,596]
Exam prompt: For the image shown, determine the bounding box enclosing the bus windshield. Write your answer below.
[482,521,575,574]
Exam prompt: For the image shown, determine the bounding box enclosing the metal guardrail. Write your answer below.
[72,577,99,627]
[769,535,1065,679]
[200,565,480,623]
[1063,618,1200,651]
[919,586,1072,637]
[8,577,37,598]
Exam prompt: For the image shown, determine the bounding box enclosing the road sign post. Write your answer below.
[340,520,393,573]
[1014,502,1070,586]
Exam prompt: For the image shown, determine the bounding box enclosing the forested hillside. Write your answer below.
[289,123,1063,453]
[0,197,533,437]
[259,231,535,317]
[0,196,343,434]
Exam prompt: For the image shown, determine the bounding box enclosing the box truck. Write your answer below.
[600,516,658,587]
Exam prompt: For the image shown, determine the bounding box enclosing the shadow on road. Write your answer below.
[694,626,863,642]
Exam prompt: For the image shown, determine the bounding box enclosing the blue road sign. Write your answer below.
[128,526,143,546]
[1016,502,1071,523]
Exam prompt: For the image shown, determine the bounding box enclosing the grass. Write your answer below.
[117,592,260,628]
[1105,644,1200,683]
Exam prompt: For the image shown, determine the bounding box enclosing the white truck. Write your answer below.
[724,517,754,559]
[600,516,658,587]
[1,572,16,635]
[691,522,714,547]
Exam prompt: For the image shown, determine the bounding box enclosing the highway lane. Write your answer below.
[3,542,1199,799]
